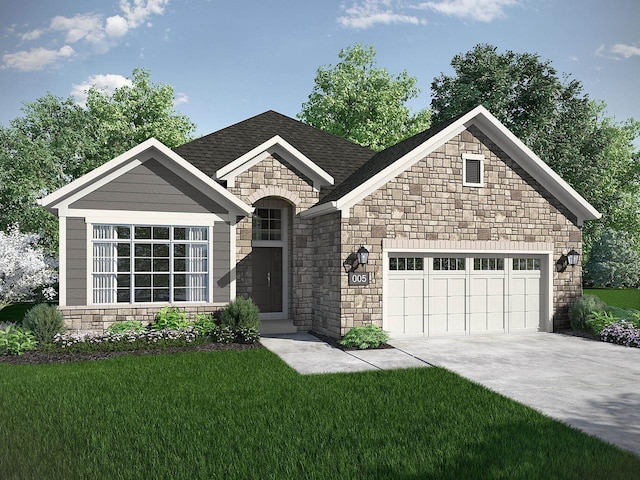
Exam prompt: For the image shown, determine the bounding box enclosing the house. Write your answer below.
[39,106,601,338]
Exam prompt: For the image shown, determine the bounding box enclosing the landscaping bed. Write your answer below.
[310,330,394,351]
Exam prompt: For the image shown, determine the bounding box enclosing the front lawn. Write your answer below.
[1,349,638,479]
[584,288,640,310]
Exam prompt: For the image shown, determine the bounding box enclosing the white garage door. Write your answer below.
[386,255,544,337]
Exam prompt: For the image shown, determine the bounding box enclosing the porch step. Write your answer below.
[260,319,298,335]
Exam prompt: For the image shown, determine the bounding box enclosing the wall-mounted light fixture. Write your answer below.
[357,246,369,267]
[566,249,580,266]
[556,248,580,273]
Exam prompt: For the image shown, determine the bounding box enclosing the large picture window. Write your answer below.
[92,225,209,304]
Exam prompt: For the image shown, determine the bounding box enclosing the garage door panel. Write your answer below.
[487,296,505,313]
[387,315,405,334]
[510,294,525,312]
[405,278,424,297]
[405,298,423,315]
[470,295,487,312]
[487,312,505,331]
[430,297,448,315]
[471,278,487,295]
[431,278,449,297]
[448,314,466,333]
[387,297,405,314]
[387,278,405,297]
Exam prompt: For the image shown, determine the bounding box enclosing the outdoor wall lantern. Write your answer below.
[566,249,580,266]
[357,246,369,267]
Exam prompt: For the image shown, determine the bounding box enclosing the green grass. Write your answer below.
[584,288,640,310]
[1,349,638,479]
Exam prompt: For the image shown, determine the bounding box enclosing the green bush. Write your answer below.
[151,306,191,330]
[106,321,145,334]
[210,325,235,344]
[193,314,217,336]
[586,310,619,336]
[339,324,389,350]
[569,294,607,331]
[22,304,65,344]
[220,297,260,330]
[0,325,38,355]
[234,326,260,344]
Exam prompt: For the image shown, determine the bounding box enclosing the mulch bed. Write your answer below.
[309,331,394,351]
[0,342,262,365]
[556,329,600,341]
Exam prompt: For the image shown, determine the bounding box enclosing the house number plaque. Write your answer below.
[348,271,370,286]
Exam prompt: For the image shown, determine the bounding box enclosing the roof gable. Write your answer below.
[174,110,374,198]
[39,138,252,216]
[304,106,601,225]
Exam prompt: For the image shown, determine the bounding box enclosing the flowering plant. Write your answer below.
[600,321,640,348]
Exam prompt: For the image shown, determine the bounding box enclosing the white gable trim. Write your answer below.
[39,138,252,216]
[216,135,334,191]
[304,106,601,223]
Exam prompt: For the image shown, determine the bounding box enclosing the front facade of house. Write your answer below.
[40,106,601,338]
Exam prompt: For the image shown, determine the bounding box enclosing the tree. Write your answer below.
[299,44,431,151]
[586,228,640,288]
[431,44,640,258]
[0,226,57,310]
[0,69,196,252]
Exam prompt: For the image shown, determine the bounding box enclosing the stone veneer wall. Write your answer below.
[60,304,226,333]
[227,153,319,329]
[337,126,582,336]
[311,212,343,338]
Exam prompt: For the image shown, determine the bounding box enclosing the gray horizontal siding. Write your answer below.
[212,221,231,303]
[71,158,226,214]
[66,217,87,306]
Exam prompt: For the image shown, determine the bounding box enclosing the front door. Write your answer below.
[251,247,283,313]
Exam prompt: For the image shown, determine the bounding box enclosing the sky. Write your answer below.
[0,0,638,138]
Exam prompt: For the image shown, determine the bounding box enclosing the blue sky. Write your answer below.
[0,0,638,138]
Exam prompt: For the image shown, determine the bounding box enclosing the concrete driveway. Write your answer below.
[389,333,640,457]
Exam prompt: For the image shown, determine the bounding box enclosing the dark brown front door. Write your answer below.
[252,247,283,313]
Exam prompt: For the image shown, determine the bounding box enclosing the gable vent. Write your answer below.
[462,153,484,187]
[466,159,481,184]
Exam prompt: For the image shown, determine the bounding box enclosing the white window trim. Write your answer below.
[462,153,485,187]
[86,220,216,306]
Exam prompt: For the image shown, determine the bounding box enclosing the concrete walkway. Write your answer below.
[261,332,640,457]
[259,332,429,374]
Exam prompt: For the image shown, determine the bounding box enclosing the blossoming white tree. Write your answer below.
[0,226,57,310]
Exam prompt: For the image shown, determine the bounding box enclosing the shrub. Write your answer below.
[193,314,217,336]
[220,297,260,330]
[151,306,191,330]
[234,326,260,344]
[106,321,145,334]
[0,324,38,355]
[209,325,235,344]
[569,294,607,331]
[22,303,65,344]
[601,320,640,348]
[339,324,389,350]
[585,310,619,336]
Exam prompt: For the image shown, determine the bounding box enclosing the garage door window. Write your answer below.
[513,258,540,270]
[433,257,465,271]
[390,257,424,271]
[474,258,504,270]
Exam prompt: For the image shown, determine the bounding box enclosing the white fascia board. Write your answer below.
[299,201,339,219]
[68,209,226,225]
[216,135,334,187]
[335,119,470,212]
[40,138,162,208]
[472,110,602,222]
[40,137,252,216]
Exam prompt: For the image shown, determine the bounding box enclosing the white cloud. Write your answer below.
[596,42,640,60]
[2,45,74,71]
[3,0,170,71]
[105,15,129,37]
[50,13,105,44]
[21,29,45,41]
[338,0,427,29]
[71,73,133,106]
[174,92,189,106]
[416,0,518,22]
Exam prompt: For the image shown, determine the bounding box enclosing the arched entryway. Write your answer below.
[250,197,293,321]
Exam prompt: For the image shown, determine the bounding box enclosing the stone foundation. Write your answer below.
[59,304,226,333]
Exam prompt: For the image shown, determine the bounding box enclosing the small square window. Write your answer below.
[463,154,484,187]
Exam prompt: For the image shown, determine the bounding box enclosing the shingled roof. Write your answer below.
[317,111,467,205]
[174,110,375,198]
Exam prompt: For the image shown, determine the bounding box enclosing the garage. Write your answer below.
[385,253,548,337]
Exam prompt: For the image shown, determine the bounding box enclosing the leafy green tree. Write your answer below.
[586,228,640,288]
[431,44,640,258]
[0,69,196,252]
[299,44,431,151]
